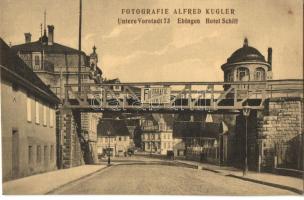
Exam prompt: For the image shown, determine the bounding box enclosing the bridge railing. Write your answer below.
[62,79,303,112]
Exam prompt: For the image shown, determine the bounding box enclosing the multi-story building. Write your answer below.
[11,25,102,166]
[141,114,174,155]
[97,119,132,157]
[1,39,60,181]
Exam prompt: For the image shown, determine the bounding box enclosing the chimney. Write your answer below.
[47,25,54,45]
[267,47,272,70]
[24,33,31,43]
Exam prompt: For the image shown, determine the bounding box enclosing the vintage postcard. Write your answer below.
[0,0,303,196]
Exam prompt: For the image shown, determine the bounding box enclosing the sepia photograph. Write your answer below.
[0,0,303,197]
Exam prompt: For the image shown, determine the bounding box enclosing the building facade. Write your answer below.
[1,39,60,181]
[11,25,102,166]
[141,114,174,155]
[97,119,132,157]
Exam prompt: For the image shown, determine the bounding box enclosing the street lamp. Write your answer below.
[107,130,111,165]
[242,105,251,176]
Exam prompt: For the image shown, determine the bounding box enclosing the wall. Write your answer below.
[1,79,57,181]
[57,109,84,168]
[81,113,101,163]
[257,98,303,170]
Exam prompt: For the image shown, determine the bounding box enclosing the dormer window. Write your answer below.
[35,55,40,65]
[32,52,41,70]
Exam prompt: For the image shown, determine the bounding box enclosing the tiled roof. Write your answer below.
[173,122,221,138]
[11,40,86,55]
[97,119,130,137]
[0,38,60,104]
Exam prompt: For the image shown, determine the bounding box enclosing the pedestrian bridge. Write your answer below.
[59,79,303,113]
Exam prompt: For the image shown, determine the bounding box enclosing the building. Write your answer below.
[11,24,102,166]
[220,38,303,171]
[97,119,132,157]
[1,38,60,181]
[141,114,174,155]
[173,119,222,163]
[219,38,275,168]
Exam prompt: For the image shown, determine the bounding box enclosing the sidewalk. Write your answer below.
[175,159,304,195]
[3,165,107,195]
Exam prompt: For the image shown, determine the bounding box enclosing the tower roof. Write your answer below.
[226,38,266,64]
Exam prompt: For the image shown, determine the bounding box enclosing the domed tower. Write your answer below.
[89,45,98,71]
[89,45,103,83]
[221,38,272,84]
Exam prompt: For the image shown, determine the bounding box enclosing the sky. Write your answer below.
[0,0,303,82]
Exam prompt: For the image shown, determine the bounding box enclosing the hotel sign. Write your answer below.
[141,86,171,104]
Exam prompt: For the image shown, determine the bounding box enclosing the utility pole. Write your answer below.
[78,0,82,93]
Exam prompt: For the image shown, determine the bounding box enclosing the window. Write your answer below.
[44,146,48,165]
[119,137,121,141]
[43,105,47,126]
[164,142,167,148]
[226,70,234,82]
[27,97,32,122]
[50,108,54,127]
[237,67,249,81]
[28,146,33,164]
[35,100,40,124]
[37,145,41,163]
[34,55,40,66]
[255,68,265,81]
[50,145,54,161]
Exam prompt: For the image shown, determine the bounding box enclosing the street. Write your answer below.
[51,161,296,195]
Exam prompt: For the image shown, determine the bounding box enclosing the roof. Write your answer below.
[173,122,221,138]
[97,119,130,137]
[11,40,86,55]
[0,38,60,104]
[225,38,266,64]
[152,114,175,128]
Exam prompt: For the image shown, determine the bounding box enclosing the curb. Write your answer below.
[45,165,111,194]
[175,160,303,195]
[226,174,303,195]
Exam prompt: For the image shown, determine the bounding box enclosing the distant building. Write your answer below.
[1,39,60,181]
[141,114,174,155]
[97,119,132,157]
[173,121,222,163]
[11,25,102,166]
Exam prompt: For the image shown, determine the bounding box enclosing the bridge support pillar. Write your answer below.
[57,107,84,168]
[257,97,303,171]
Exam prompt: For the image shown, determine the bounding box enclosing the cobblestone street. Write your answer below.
[52,162,296,195]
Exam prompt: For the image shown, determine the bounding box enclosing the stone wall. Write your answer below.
[257,97,303,170]
[57,109,84,168]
